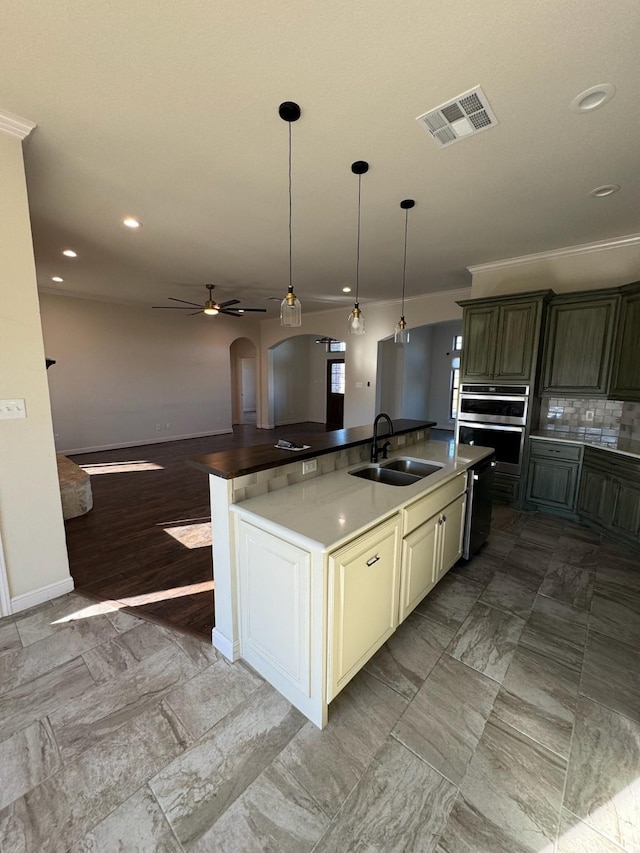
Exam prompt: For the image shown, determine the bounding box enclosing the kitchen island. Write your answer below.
[191,420,493,727]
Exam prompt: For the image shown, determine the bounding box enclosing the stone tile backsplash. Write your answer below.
[540,397,625,444]
[232,428,429,503]
[619,402,640,441]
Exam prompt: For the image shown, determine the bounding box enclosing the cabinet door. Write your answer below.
[493,301,538,381]
[610,287,640,401]
[542,296,618,395]
[526,458,580,512]
[610,479,640,543]
[327,516,401,700]
[577,466,610,525]
[399,514,439,623]
[461,306,497,380]
[438,494,466,581]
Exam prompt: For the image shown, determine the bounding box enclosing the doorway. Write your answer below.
[326,358,345,428]
[230,338,257,425]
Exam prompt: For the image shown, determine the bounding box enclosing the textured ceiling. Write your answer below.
[1,0,639,317]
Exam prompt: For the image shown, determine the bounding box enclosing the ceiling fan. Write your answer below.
[153,284,267,317]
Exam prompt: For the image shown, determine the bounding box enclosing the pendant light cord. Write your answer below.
[288,121,293,290]
[355,172,362,303]
[401,206,409,315]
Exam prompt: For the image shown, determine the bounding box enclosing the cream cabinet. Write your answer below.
[399,473,467,623]
[327,514,401,701]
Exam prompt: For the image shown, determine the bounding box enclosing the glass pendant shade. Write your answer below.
[280,285,302,327]
[348,302,365,335]
[279,102,302,328]
[394,317,410,343]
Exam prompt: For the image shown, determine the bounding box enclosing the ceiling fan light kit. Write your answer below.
[279,101,302,328]
[395,198,415,344]
[348,160,369,336]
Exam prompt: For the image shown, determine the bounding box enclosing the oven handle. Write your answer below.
[457,422,524,432]
[459,393,528,402]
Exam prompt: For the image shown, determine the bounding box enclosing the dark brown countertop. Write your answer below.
[188,419,436,479]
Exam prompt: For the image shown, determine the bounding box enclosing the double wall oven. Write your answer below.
[455,384,529,475]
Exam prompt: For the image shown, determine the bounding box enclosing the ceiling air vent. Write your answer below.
[416,86,498,148]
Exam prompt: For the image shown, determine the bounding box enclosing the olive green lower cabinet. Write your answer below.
[234,471,467,728]
[577,447,640,547]
[525,439,583,518]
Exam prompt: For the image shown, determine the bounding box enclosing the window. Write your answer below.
[330,361,345,394]
[328,340,346,352]
[450,335,462,419]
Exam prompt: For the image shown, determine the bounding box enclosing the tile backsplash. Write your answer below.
[620,402,640,441]
[540,397,623,444]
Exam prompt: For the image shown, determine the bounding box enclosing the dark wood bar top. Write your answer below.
[188,419,436,479]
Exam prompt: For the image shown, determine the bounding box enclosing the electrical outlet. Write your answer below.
[155,424,162,431]
[0,398,26,419]
[165,422,171,430]
[585,410,594,421]
[302,459,317,475]
[417,430,424,440]
[397,435,406,446]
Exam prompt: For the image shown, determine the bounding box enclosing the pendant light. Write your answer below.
[394,199,415,344]
[279,101,302,327]
[347,160,369,336]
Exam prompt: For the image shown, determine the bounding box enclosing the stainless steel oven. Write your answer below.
[456,384,529,475]
[457,384,529,425]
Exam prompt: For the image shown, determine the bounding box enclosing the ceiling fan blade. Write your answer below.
[218,299,241,308]
[235,307,267,312]
[168,297,205,307]
[220,310,242,317]
[189,310,202,316]
[153,305,200,309]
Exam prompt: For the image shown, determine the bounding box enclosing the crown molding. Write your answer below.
[468,233,640,275]
[0,109,36,140]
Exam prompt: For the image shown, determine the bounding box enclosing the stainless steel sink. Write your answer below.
[381,457,443,477]
[349,465,422,486]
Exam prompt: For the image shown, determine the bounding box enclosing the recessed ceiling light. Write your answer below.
[51,276,64,282]
[342,286,352,293]
[571,84,616,113]
[590,184,620,198]
[62,249,77,257]
[122,217,141,229]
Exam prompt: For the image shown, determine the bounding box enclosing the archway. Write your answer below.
[230,337,257,425]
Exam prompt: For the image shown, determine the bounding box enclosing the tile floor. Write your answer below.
[1,506,639,852]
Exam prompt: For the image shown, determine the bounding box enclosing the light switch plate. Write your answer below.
[0,398,26,419]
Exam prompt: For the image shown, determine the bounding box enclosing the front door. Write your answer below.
[326,359,345,428]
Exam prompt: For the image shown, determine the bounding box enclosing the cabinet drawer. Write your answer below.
[403,473,466,535]
[530,440,583,462]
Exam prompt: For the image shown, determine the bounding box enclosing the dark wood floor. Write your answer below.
[64,423,337,640]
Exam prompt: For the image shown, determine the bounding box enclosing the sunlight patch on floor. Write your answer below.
[161,518,212,549]
[80,460,165,474]
[51,581,215,624]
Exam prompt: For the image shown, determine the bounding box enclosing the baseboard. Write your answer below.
[11,576,75,614]
[212,627,241,661]
[58,429,234,456]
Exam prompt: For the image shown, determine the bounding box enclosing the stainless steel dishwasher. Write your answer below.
[462,453,496,560]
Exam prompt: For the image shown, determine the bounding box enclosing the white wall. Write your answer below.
[40,293,260,453]
[271,336,312,425]
[259,288,471,429]
[0,130,72,607]
[402,325,432,420]
[426,320,462,429]
[470,235,640,297]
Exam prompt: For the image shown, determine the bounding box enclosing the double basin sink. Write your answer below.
[349,457,443,487]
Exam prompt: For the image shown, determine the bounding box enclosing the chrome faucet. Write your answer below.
[371,413,394,463]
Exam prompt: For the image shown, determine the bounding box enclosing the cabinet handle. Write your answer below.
[366,555,380,567]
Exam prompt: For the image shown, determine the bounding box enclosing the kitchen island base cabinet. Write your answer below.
[399,493,466,623]
[327,515,401,702]
[237,520,327,728]
[578,448,640,549]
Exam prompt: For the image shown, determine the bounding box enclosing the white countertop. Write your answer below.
[531,431,640,461]
[231,440,493,551]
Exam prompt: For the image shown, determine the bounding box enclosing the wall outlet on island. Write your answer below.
[417,430,424,440]
[397,435,406,446]
[302,459,317,475]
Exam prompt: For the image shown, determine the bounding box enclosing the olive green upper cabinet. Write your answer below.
[541,290,619,396]
[459,291,552,383]
[610,282,640,402]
